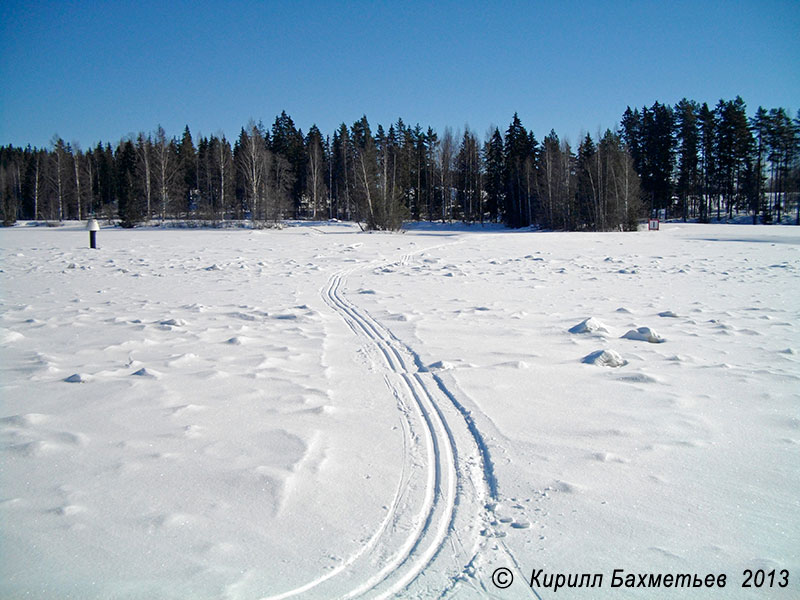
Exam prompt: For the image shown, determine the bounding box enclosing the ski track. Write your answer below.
[263,244,535,599]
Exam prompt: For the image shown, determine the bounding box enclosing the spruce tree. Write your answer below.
[178,126,197,215]
[331,124,353,221]
[456,128,482,223]
[116,140,140,227]
[751,107,770,223]
[675,99,700,221]
[271,111,306,217]
[483,128,504,223]
[503,113,534,227]
[97,143,116,219]
[620,107,642,174]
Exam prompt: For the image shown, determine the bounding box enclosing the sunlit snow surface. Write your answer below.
[1,221,798,599]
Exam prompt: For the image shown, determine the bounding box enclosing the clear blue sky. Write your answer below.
[1,0,798,149]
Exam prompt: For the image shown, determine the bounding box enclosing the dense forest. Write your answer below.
[1,98,798,230]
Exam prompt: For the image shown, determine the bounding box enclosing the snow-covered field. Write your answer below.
[1,221,798,599]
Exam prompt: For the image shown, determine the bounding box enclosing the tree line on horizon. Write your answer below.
[1,98,798,230]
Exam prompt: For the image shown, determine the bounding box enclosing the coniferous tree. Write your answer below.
[196,136,212,218]
[271,111,305,217]
[537,130,566,229]
[116,139,140,227]
[620,107,642,175]
[751,107,770,223]
[455,128,482,223]
[503,113,535,227]
[437,127,456,222]
[622,103,675,215]
[560,138,577,230]
[422,127,438,221]
[48,136,71,221]
[765,107,800,222]
[732,98,756,219]
[0,146,23,225]
[483,128,504,223]
[524,131,539,226]
[647,102,676,214]
[178,126,197,215]
[350,116,378,227]
[697,103,718,222]
[794,110,800,225]
[715,99,738,219]
[674,99,700,221]
[393,119,415,219]
[81,146,96,218]
[415,127,429,220]
[268,152,294,223]
[331,124,354,221]
[350,116,403,230]
[22,148,44,220]
[73,143,90,221]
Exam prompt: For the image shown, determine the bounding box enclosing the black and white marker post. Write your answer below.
[87,218,99,249]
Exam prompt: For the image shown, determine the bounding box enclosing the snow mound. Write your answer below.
[0,413,50,427]
[582,349,627,368]
[666,354,692,363]
[569,317,610,334]
[53,504,87,516]
[1,329,24,343]
[616,372,661,384]
[131,367,160,378]
[386,313,409,322]
[64,373,91,383]
[621,327,665,343]
[425,360,457,371]
[159,318,186,328]
[166,353,198,367]
[658,310,680,318]
[496,360,530,369]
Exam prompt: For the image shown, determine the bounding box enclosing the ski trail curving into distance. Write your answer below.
[263,241,536,599]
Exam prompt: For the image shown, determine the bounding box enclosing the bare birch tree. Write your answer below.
[136,133,153,221]
[153,126,178,220]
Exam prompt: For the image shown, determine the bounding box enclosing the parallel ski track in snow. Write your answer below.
[264,241,537,599]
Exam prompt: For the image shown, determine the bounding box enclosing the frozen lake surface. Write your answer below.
[1,221,798,598]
